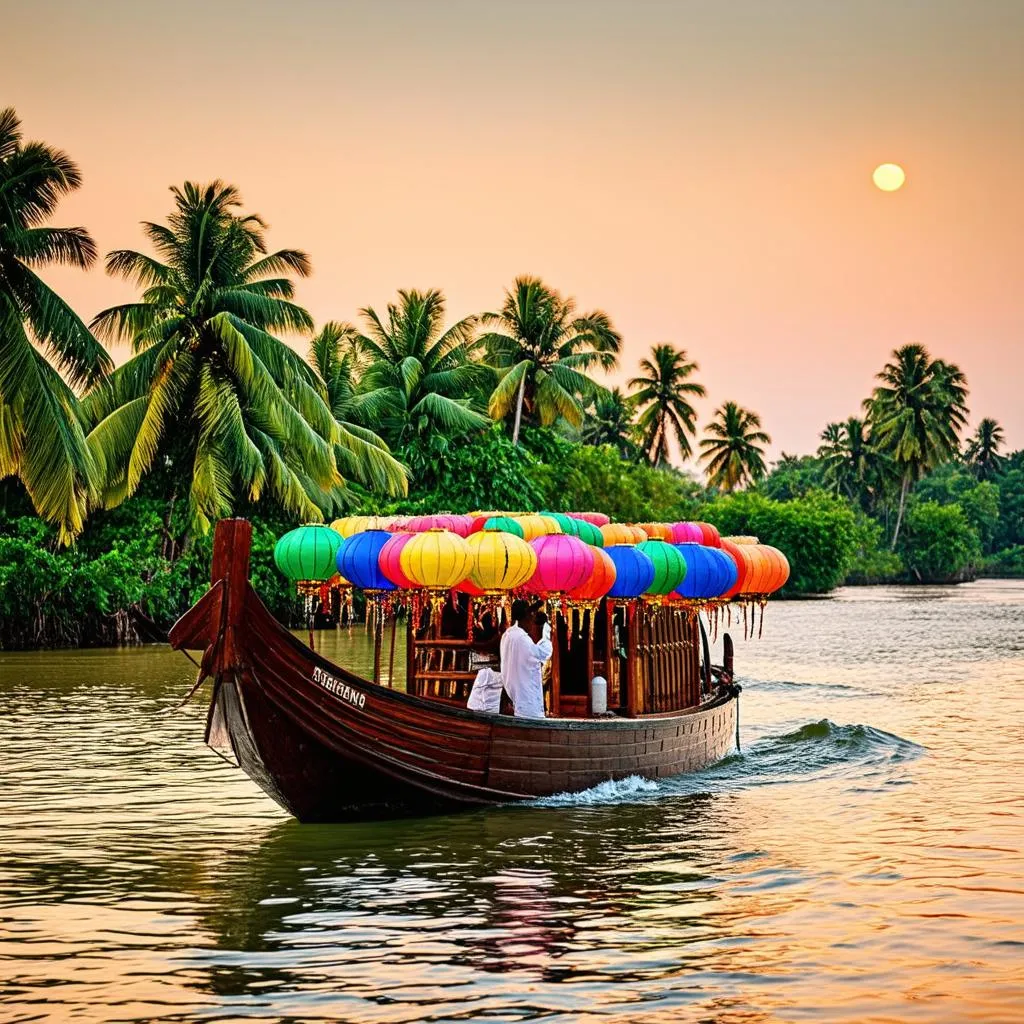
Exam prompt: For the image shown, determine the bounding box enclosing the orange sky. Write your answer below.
[8,0,1024,460]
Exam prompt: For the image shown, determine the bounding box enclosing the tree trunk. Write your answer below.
[890,476,910,549]
[511,371,527,446]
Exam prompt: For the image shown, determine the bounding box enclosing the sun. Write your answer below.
[873,163,906,192]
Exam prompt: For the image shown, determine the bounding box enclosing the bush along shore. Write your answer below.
[1,108,1021,648]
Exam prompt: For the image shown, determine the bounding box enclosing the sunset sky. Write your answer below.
[8,0,1024,460]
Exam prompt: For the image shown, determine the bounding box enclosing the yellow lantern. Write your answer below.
[600,523,639,546]
[466,531,537,592]
[330,515,393,538]
[515,514,562,540]
[399,529,473,589]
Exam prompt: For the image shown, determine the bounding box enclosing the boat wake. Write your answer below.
[529,719,925,808]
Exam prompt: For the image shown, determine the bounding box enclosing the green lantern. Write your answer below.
[572,519,604,547]
[541,512,579,537]
[482,516,525,539]
[274,525,344,588]
[636,538,687,596]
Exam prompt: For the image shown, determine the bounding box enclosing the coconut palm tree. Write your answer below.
[482,276,621,444]
[0,107,112,542]
[699,401,771,491]
[352,289,492,450]
[865,344,969,547]
[307,321,408,497]
[964,418,1005,481]
[84,181,347,532]
[581,387,640,459]
[629,344,706,465]
[817,416,874,503]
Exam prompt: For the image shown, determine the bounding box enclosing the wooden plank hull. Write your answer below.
[171,520,740,823]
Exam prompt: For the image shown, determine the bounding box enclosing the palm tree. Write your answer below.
[84,181,346,532]
[865,343,969,547]
[482,276,621,444]
[308,321,408,497]
[699,402,771,491]
[629,344,706,465]
[817,416,874,503]
[964,418,1005,481]
[581,387,640,459]
[0,108,111,542]
[352,289,492,449]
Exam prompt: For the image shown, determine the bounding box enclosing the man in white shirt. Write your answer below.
[499,600,553,719]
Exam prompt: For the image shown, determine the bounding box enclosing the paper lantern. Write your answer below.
[466,531,537,591]
[671,521,704,544]
[675,544,738,599]
[274,525,344,584]
[739,543,790,596]
[516,514,561,540]
[569,511,611,527]
[378,533,417,589]
[638,523,674,541]
[527,534,594,594]
[330,515,393,538]
[695,522,722,547]
[337,530,395,591]
[482,515,525,539]
[400,529,472,589]
[600,523,641,546]
[457,577,486,597]
[635,539,687,595]
[542,512,581,537]
[720,538,755,600]
[604,545,656,598]
[566,546,617,602]
[572,519,604,547]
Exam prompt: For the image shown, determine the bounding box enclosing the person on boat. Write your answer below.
[500,599,552,719]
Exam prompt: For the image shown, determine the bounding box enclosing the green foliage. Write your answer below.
[983,545,1024,578]
[843,512,903,584]
[898,500,981,582]
[700,490,859,594]
[699,401,771,491]
[993,465,1024,552]
[629,344,705,464]
[758,455,827,501]
[914,464,1001,554]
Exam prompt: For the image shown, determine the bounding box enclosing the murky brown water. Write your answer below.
[1,581,1022,1023]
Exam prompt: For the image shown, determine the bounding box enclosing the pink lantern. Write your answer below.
[568,511,610,527]
[378,533,416,588]
[671,521,704,544]
[526,535,595,594]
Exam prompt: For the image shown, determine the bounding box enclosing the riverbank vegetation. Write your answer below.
[1,108,1021,647]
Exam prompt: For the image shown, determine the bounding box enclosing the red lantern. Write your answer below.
[566,546,617,602]
[695,522,722,547]
[720,538,754,599]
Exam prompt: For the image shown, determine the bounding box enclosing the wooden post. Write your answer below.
[372,605,383,685]
[625,603,638,717]
[549,610,562,717]
[604,601,617,708]
[387,615,398,688]
[723,631,734,681]
[585,609,595,717]
[210,518,252,673]
[406,613,416,696]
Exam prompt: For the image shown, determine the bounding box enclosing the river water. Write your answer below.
[1,581,1022,1023]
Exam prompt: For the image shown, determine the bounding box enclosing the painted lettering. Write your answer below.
[311,667,368,710]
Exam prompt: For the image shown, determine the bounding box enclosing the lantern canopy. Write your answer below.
[671,521,704,544]
[604,545,656,599]
[572,519,604,547]
[695,521,722,548]
[526,535,594,594]
[337,530,395,591]
[330,515,392,538]
[568,511,611,527]
[636,539,687,595]
[720,538,755,600]
[566,546,617,602]
[466,531,537,592]
[638,522,674,541]
[400,529,472,589]
[542,512,581,537]
[600,523,640,546]
[274,525,344,583]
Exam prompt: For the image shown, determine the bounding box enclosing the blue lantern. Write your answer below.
[337,530,395,591]
[604,545,656,598]
[675,543,738,599]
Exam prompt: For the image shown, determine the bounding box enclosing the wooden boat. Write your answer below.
[170,519,741,822]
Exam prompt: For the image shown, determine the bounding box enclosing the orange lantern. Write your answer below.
[637,522,674,541]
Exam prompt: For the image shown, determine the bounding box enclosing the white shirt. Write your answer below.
[467,667,504,713]
[499,622,552,719]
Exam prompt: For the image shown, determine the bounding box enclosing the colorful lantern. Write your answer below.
[572,519,604,547]
[674,544,738,599]
[337,530,395,591]
[482,515,525,539]
[671,521,704,544]
[330,515,391,538]
[527,535,594,594]
[604,545,656,599]
[638,523,674,541]
[466,531,537,592]
[720,538,755,600]
[542,512,581,537]
[569,511,611,527]
[516,514,561,540]
[274,525,344,586]
[378,533,417,589]
[566,546,617,603]
[636,539,687,596]
[600,523,640,546]
[400,529,472,589]
[695,521,722,548]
